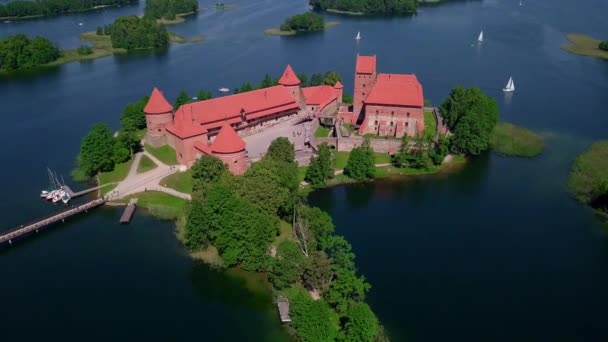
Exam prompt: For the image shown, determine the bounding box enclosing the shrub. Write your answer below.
[76,45,93,55]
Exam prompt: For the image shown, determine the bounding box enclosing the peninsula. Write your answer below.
[0,0,136,20]
[562,34,608,60]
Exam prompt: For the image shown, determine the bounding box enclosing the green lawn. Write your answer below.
[298,166,308,183]
[119,191,188,220]
[315,126,331,138]
[424,110,437,140]
[491,122,544,157]
[145,144,177,165]
[160,169,193,194]
[273,220,294,245]
[98,158,134,194]
[334,151,392,170]
[137,155,158,173]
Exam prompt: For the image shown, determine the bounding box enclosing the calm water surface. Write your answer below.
[1,0,607,341]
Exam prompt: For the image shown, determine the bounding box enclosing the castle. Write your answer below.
[144,55,424,175]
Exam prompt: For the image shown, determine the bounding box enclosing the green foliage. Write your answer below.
[0,0,135,19]
[120,95,148,131]
[341,302,380,342]
[490,122,544,157]
[107,15,168,50]
[286,287,340,342]
[599,41,608,51]
[310,0,417,15]
[197,89,213,101]
[310,72,324,86]
[0,34,60,71]
[392,136,433,170]
[303,251,333,293]
[342,91,353,104]
[265,137,295,164]
[96,26,103,35]
[190,154,228,193]
[323,71,342,86]
[76,45,93,55]
[77,123,116,176]
[112,142,130,164]
[305,143,334,187]
[280,12,325,33]
[184,198,211,249]
[440,86,499,155]
[567,141,608,205]
[344,138,375,181]
[174,90,190,110]
[269,240,306,289]
[300,205,335,250]
[297,73,309,87]
[144,0,198,19]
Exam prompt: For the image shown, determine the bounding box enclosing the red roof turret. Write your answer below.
[333,81,343,89]
[278,65,300,86]
[211,123,246,153]
[144,87,173,114]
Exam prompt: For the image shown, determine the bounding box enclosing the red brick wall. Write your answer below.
[146,112,173,146]
[362,104,424,137]
[353,72,376,115]
[216,150,248,175]
[174,133,208,166]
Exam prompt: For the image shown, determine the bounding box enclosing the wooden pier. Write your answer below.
[0,198,107,247]
[277,296,291,323]
[119,198,137,224]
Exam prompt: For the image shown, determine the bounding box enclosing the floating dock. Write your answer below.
[119,198,138,224]
[0,198,107,247]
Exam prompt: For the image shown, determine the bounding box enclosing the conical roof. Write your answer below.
[144,87,173,114]
[333,81,343,89]
[278,65,300,86]
[211,123,246,153]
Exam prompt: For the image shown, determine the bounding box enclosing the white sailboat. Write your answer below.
[355,31,361,40]
[478,31,484,42]
[219,87,229,92]
[503,77,515,92]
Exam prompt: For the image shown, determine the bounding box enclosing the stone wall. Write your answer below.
[314,135,401,154]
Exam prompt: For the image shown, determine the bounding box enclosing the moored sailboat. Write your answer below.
[503,77,515,92]
[355,31,361,40]
[478,30,484,42]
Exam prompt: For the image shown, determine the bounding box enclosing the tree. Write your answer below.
[305,143,334,187]
[237,159,292,217]
[280,12,325,33]
[265,137,295,164]
[298,73,309,87]
[599,41,608,51]
[269,240,306,289]
[190,155,228,193]
[0,34,60,71]
[286,287,340,342]
[341,302,380,342]
[112,142,130,164]
[342,92,353,104]
[310,72,324,86]
[174,90,190,110]
[323,71,342,86]
[344,138,375,180]
[303,251,332,293]
[197,89,213,101]
[300,205,335,251]
[77,123,116,176]
[184,198,210,250]
[392,136,432,170]
[120,96,148,131]
[108,15,168,50]
[260,73,274,88]
[439,86,499,155]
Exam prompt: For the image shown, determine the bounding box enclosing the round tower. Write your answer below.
[211,123,248,175]
[278,64,304,107]
[333,81,344,103]
[144,87,174,147]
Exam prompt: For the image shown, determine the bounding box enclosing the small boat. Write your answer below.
[78,22,83,26]
[191,96,198,100]
[4,20,12,24]
[45,190,56,201]
[355,31,361,40]
[478,30,484,42]
[61,192,71,204]
[40,190,50,198]
[52,190,64,203]
[219,87,229,92]
[503,76,515,92]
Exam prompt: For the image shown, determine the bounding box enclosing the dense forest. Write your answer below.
[600,41,608,51]
[0,34,60,71]
[144,0,198,19]
[0,0,136,19]
[310,0,417,15]
[280,12,325,33]
[98,15,169,50]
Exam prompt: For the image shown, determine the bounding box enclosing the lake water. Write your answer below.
[1,0,608,340]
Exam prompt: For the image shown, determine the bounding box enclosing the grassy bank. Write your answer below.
[46,32,126,67]
[423,110,436,140]
[265,22,340,36]
[491,122,544,157]
[98,158,134,194]
[168,32,205,43]
[117,191,188,220]
[562,34,608,60]
[567,141,608,208]
[156,11,196,25]
[334,151,391,170]
[213,3,237,9]
[160,169,193,194]
[315,126,331,137]
[145,144,177,165]
[326,8,363,15]
[137,155,158,173]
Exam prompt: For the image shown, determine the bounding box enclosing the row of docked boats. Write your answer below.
[39,168,71,204]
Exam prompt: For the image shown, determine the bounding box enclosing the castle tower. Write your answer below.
[353,54,377,117]
[278,64,304,108]
[210,123,248,175]
[144,87,174,147]
[333,81,343,103]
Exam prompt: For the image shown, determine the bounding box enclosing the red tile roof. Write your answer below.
[165,106,208,139]
[356,54,376,74]
[144,87,173,114]
[178,85,297,130]
[194,141,211,154]
[302,85,339,111]
[333,81,343,89]
[211,123,246,153]
[278,65,300,86]
[364,74,424,107]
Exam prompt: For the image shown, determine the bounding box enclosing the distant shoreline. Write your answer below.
[264,21,339,36]
[0,3,129,21]
[562,34,608,60]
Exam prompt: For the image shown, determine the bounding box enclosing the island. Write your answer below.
[145,0,199,25]
[490,122,544,157]
[562,34,608,60]
[310,0,418,16]
[568,141,608,220]
[265,12,338,36]
[0,0,136,20]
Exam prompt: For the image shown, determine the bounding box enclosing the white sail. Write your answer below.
[478,31,484,42]
[503,77,515,92]
[355,31,361,40]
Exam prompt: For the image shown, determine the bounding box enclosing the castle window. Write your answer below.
[158,129,161,132]
[376,110,378,115]
[374,120,378,125]
[391,111,394,115]
[390,122,393,126]
[405,122,409,127]
[407,112,410,117]
[363,84,365,88]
